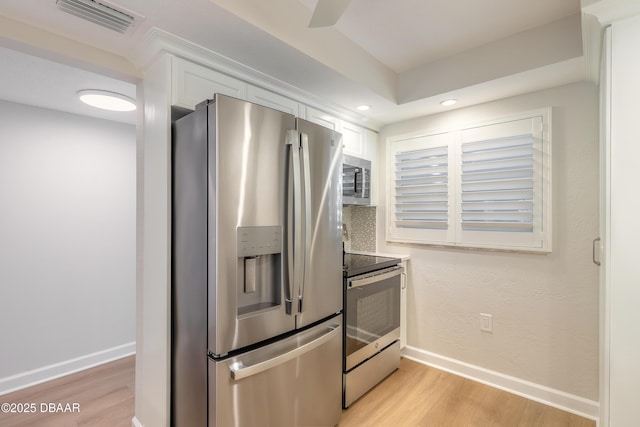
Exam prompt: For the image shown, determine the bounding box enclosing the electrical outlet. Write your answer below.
[480,313,493,333]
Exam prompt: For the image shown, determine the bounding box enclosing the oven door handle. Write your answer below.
[348,266,404,289]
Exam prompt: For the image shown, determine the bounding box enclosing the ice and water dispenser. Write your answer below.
[236,226,282,316]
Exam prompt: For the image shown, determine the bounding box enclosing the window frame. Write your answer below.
[386,108,552,253]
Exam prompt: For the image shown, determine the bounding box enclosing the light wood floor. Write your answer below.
[0,356,134,427]
[0,356,595,426]
[339,358,596,427]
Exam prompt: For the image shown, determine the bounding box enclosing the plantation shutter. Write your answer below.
[386,110,550,251]
[394,145,449,229]
[388,133,454,244]
[460,134,534,232]
[457,115,548,250]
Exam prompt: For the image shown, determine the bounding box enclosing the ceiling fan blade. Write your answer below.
[308,0,351,28]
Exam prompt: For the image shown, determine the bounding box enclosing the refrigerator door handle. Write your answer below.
[286,130,302,315]
[299,133,312,313]
[228,324,340,381]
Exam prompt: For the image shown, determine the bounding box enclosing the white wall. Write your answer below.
[0,99,136,394]
[608,13,640,426]
[378,82,599,407]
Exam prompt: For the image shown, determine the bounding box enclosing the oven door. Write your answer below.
[344,266,403,371]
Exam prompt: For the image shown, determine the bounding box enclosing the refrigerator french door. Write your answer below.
[172,94,343,427]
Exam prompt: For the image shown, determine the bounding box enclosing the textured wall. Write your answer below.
[376,82,599,400]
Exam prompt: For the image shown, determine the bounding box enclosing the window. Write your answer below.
[387,109,551,252]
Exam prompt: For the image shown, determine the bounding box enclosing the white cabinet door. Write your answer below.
[172,57,247,110]
[363,128,378,162]
[364,128,378,205]
[247,85,303,117]
[305,107,340,130]
[341,121,365,157]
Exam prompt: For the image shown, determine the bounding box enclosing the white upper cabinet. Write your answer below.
[169,56,379,205]
[364,128,378,205]
[363,128,378,165]
[305,106,340,130]
[305,108,378,162]
[341,121,365,158]
[172,57,247,110]
[247,85,304,118]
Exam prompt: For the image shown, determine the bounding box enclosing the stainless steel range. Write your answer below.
[342,253,403,408]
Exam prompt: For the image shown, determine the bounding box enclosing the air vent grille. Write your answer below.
[56,0,135,33]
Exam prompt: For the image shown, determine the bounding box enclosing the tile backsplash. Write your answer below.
[342,205,376,252]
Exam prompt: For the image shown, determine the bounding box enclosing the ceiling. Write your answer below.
[299,0,579,73]
[0,0,585,128]
[0,45,137,125]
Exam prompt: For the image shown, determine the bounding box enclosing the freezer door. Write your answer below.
[210,317,343,427]
[294,119,343,328]
[210,95,297,356]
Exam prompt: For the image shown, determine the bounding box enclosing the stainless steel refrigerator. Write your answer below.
[171,94,343,427]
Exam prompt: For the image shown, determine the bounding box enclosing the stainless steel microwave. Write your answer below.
[343,154,371,205]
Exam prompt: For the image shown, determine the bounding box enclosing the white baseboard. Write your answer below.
[402,345,599,422]
[0,342,136,396]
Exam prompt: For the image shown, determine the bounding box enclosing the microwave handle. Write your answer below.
[353,167,359,196]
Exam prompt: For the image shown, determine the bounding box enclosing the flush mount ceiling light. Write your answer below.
[440,99,457,107]
[78,89,136,111]
[356,104,371,111]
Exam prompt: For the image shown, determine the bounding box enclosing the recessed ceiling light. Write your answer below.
[440,99,457,107]
[78,89,136,112]
[356,104,371,111]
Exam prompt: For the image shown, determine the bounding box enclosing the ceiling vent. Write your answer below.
[56,0,142,34]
